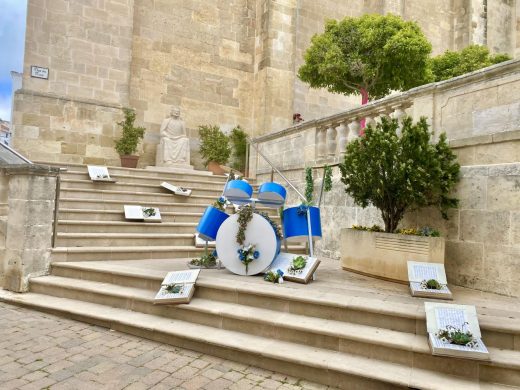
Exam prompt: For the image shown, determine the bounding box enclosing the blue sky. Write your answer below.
[0,0,27,122]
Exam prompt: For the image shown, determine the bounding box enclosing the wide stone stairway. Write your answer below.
[2,163,520,390]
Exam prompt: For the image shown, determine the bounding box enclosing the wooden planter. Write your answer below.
[340,228,445,283]
[120,155,139,168]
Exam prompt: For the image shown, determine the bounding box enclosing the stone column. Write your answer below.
[2,164,59,292]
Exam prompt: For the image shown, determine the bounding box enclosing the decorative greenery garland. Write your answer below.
[305,167,314,204]
[236,205,253,245]
[323,165,333,192]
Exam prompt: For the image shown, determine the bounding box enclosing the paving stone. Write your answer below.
[0,303,334,390]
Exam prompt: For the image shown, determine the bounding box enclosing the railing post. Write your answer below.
[326,124,337,156]
[337,121,348,155]
[316,127,327,158]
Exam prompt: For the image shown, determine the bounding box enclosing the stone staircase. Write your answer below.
[1,163,519,389]
[49,163,292,262]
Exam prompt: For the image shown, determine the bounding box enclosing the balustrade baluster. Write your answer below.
[347,119,360,142]
[316,127,327,157]
[326,124,337,156]
[337,121,348,154]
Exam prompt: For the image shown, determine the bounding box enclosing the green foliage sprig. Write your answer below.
[115,108,145,155]
[340,117,460,233]
[190,252,217,268]
[142,207,156,217]
[198,125,231,166]
[323,165,333,192]
[298,14,432,101]
[164,284,183,294]
[430,45,511,82]
[236,205,253,245]
[305,167,314,204]
[264,269,284,284]
[351,224,384,232]
[421,279,443,290]
[229,126,247,173]
[288,256,307,275]
[213,197,227,212]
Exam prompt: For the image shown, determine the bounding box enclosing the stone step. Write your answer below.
[58,198,281,215]
[55,232,197,247]
[60,178,224,196]
[38,161,230,181]
[50,246,306,262]
[0,290,511,390]
[28,275,520,386]
[58,209,281,223]
[59,188,217,204]
[59,169,231,186]
[49,261,520,352]
[56,220,198,234]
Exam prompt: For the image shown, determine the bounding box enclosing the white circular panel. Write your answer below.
[216,214,277,276]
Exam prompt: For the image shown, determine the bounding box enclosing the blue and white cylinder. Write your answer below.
[196,206,229,241]
[283,206,322,242]
[257,182,287,208]
[223,180,253,205]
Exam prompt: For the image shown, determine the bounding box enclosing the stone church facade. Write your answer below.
[11,0,520,167]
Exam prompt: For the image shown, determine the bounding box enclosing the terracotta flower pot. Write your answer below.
[120,155,139,168]
[207,161,226,175]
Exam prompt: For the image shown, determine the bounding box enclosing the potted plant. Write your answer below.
[198,125,231,175]
[338,117,460,282]
[115,108,145,168]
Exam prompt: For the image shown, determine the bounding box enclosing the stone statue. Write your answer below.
[156,107,190,166]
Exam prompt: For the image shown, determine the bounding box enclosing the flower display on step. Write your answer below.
[237,244,258,274]
[435,322,479,348]
[264,269,284,284]
[142,207,156,217]
[288,256,307,275]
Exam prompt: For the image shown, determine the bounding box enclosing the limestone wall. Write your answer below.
[252,61,520,297]
[12,0,520,166]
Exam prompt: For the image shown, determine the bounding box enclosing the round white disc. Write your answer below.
[216,213,277,276]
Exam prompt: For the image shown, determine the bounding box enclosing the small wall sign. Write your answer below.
[30,66,49,80]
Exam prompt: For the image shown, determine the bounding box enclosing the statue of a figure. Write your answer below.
[156,107,190,166]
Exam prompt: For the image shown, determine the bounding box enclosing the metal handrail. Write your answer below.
[247,137,315,257]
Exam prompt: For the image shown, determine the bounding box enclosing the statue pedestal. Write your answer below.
[146,164,213,176]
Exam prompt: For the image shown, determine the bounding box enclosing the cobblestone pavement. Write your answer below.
[0,303,339,390]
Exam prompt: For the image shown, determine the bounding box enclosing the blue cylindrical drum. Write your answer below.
[283,206,322,242]
[223,180,253,205]
[257,182,287,208]
[196,206,229,241]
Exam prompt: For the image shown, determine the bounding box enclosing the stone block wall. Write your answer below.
[129,0,257,167]
[11,91,123,166]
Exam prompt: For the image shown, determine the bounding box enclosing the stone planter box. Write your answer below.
[340,229,445,283]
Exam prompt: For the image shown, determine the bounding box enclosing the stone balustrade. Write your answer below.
[250,59,520,174]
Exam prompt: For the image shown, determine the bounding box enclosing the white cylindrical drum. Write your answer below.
[216,213,278,276]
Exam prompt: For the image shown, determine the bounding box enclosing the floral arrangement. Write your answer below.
[162,283,184,295]
[435,322,479,348]
[189,252,217,268]
[142,207,156,217]
[296,203,309,216]
[213,196,227,211]
[288,256,307,275]
[264,269,284,283]
[420,279,445,290]
[237,244,259,274]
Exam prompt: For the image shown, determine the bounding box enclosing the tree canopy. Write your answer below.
[298,14,432,101]
[430,44,512,82]
[339,117,460,233]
